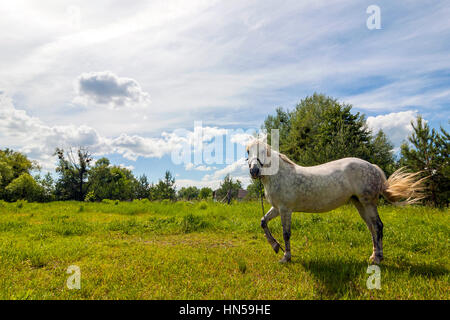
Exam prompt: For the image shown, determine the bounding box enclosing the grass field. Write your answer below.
[0,199,448,300]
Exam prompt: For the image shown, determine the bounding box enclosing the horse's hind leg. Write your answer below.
[261,207,281,253]
[352,199,384,264]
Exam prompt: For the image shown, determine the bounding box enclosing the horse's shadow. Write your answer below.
[291,257,448,297]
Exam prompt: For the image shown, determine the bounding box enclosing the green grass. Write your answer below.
[0,199,448,299]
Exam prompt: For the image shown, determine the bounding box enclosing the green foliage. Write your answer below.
[215,174,242,203]
[34,173,55,202]
[245,178,264,200]
[198,201,208,210]
[370,130,397,176]
[263,93,395,175]
[178,186,200,200]
[84,191,95,202]
[263,107,292,153]
[400,116,449,207]
[0,148,39,201]
[5,173,44,202]
[150,171,176,200]
[54,147,93,201]
[180,213,209,233]
[134,174,150,199]
[199,187,213,200]
[88,158,136,201]
[237,259,247,274]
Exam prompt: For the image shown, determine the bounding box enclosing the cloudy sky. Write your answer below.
[0,0,449,189]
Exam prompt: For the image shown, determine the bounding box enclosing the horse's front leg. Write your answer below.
[261,207,281,253]
[279,209,292,263]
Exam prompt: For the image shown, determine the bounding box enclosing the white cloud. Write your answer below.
[119,164,135,171]
[75,71,150,108]
[344,79,450,112]
[1,1,448,138]
[0,93,171,169]
[0,92,253,171]
[175,178,222,190]
[106,133,180,161]
[176,157,251,190]
[184,163,216,171]
[230,132,255,146]
[367,110,418,148]
[196,165,217,171]
[203,157,248,181]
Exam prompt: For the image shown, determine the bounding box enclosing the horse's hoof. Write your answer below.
[279,255,291,264]
[272,242,280,254]
[369,254,383,265]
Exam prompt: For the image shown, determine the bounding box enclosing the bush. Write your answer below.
[16,200,27,209]
[84,191,95,202]
[237,259,247,274]
[198,201,208,210]
[180,213,208,233]
[5,173,44,202]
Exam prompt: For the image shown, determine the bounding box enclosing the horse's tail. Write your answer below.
[379,167,428,205]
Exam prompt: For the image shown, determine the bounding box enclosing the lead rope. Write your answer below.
[258,177,264,217]
[258,177,284,253]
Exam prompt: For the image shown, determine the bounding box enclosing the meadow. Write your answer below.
[0,199,448,300]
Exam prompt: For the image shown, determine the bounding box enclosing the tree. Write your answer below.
[54,147,92,201]
[151,171,176,200]
[246,178,264,200]
[134,174,150,199]
[0,148,40,201]
[178,186,200,200]
[400,116,449,207]
[5,173,44,202]
[88,157,137,201]
[263,107,292,155]
[262,93,395,175]
[215,174,242,203]
[34,172,56,202]
[199,187,213,200]
[369,130,397,176]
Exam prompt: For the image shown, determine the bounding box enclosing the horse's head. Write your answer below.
[246,140,271,179]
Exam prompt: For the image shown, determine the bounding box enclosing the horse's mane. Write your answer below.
[246,139,297,167]
[279,153,297,167]
[245,139,269,154]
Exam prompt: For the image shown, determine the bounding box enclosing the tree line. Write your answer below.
[0,93,448,206]
[0,146,237,203]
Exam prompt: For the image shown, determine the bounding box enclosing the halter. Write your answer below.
[247,156,265,167]
[246,157,265,211]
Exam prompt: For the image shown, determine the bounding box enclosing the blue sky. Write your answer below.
[0,0,449,189]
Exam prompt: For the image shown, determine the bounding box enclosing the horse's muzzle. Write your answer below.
[250,166,260,179]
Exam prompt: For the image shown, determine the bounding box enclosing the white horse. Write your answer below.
[246,140,426,264]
